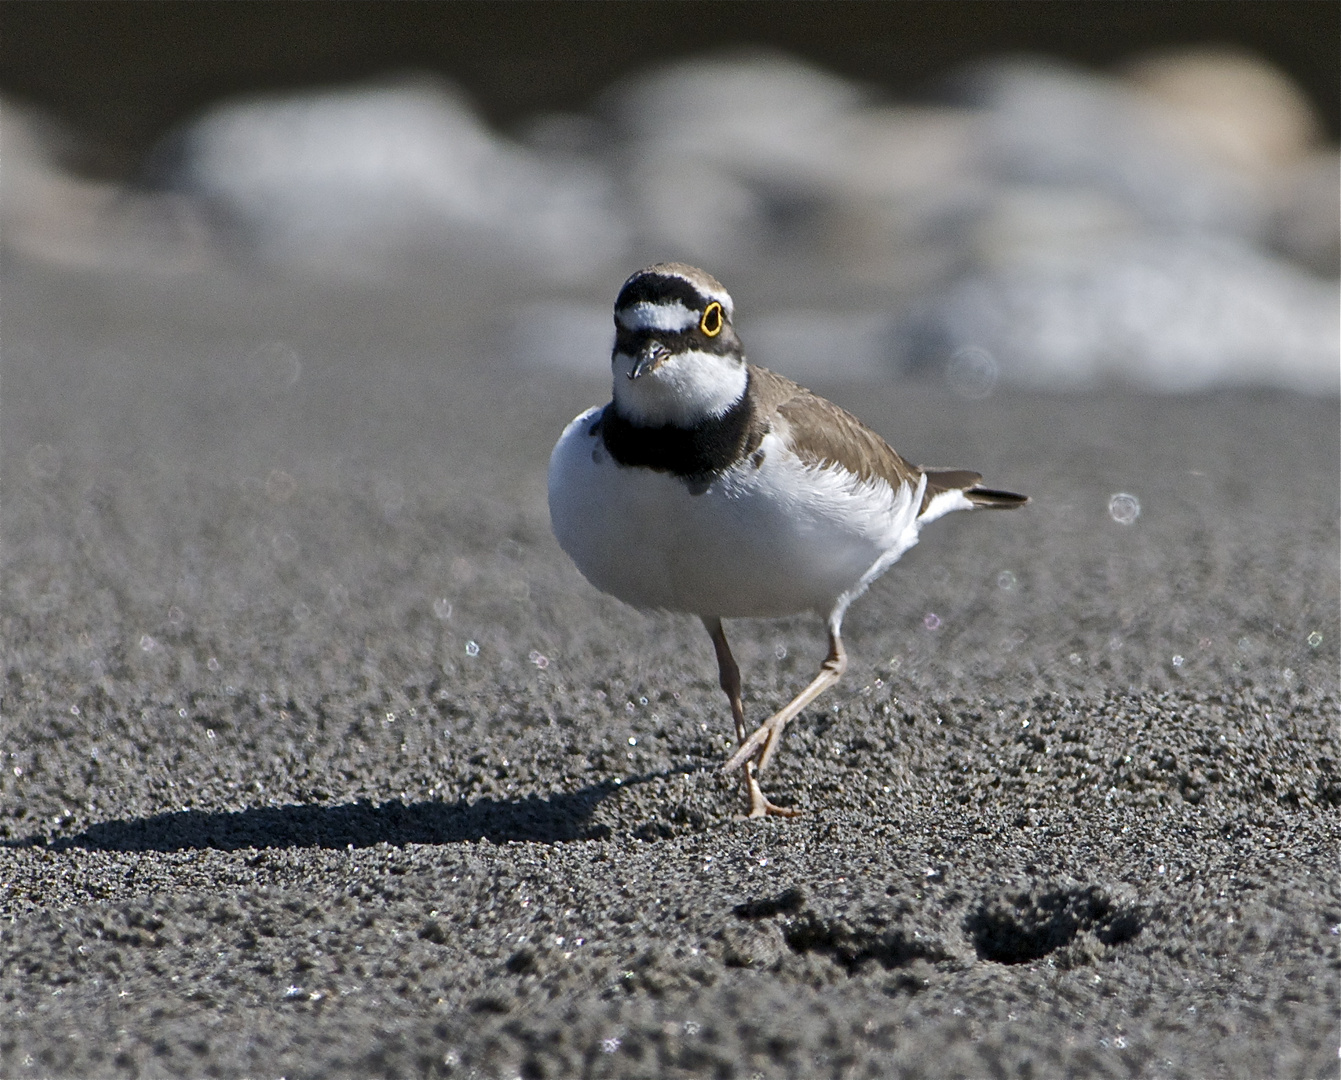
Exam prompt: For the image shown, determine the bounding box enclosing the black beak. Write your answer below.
[628,340,669,380]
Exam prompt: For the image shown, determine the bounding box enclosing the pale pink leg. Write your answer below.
[702,617,802,818]
[722,624,847,778]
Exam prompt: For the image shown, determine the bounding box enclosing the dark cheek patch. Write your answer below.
[615,325,740,358]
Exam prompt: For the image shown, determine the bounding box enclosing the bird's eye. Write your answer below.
[700,302,724,337]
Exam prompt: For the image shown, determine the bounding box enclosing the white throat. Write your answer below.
[611,350,748,427]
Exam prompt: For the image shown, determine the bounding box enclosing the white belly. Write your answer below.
[547,406,925,618]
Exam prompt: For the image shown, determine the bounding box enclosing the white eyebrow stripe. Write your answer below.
[616,300,698,332]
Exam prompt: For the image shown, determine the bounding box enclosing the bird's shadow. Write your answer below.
[12,768,698,854]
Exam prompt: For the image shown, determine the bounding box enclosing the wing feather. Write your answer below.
[748,365,920,491]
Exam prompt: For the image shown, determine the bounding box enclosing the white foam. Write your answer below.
[932,233,1340,394]
[166,79,627,278]
[116,50,1340,395]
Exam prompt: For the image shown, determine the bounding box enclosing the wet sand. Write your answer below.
[2,261,1338,1078]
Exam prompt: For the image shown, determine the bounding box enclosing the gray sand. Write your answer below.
[2,260,1338,1078]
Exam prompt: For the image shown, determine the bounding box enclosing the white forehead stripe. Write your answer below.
[616,300,698,333]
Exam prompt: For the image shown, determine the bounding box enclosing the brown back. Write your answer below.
[748,365,922,491]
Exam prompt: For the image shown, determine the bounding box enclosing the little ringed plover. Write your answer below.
[549,263,1027,818]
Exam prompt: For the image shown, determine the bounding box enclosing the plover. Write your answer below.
[549,263,1027,817]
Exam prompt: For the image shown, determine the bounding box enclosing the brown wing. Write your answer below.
[747,365,922,491]
[748,366,1031,511]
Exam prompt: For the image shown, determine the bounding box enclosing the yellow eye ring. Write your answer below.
[700,301,724,337]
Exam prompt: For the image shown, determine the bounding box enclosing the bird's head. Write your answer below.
[610,263,747,427]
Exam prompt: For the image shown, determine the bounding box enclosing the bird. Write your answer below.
[548,263,1027,817]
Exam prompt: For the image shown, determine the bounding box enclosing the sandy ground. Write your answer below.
[2,259,1338,1079]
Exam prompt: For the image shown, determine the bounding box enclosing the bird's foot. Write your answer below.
[743,769,801,818]
[748,796,802,819]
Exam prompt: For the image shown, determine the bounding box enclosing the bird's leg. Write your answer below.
[723,623,847,776]
[702,617,800,818]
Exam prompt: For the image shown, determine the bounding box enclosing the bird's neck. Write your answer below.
[601,384,755,477]
[611,351,748,429]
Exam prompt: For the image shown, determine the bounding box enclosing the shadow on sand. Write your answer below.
[16,768,700,853]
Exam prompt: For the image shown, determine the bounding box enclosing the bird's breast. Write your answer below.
[548,413,922,618]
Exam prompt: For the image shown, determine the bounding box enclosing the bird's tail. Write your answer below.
[920,467,1028,511]
[964,485,1029,508]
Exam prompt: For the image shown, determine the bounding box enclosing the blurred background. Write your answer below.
[4,0,1337,393]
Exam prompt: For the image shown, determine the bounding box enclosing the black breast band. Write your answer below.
[600,383,756,481]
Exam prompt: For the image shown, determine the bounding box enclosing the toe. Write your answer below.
[743,772,800,818]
